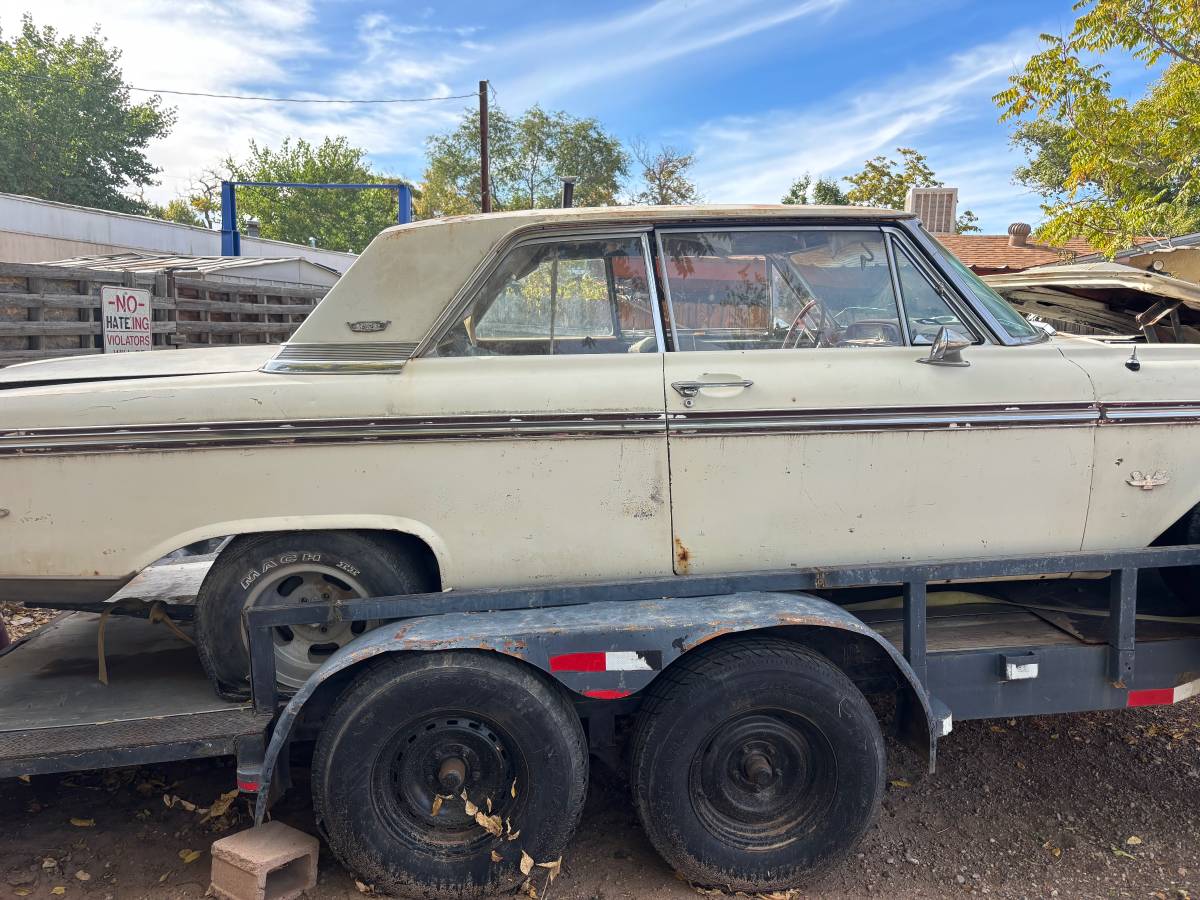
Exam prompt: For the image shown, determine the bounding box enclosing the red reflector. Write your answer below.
[1127,688,1175,708]
[237,780,260,793]
[550,652,606,672]
[583,689,632,700]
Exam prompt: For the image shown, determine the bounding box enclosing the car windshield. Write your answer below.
[923,230,1045,343]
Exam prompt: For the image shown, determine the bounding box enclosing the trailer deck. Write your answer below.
[0,611,269,778]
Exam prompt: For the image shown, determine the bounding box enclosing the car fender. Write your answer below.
[251,590,942,823]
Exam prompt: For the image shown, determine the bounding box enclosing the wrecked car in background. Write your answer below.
[986,261,1200,342]
[6,204,1200,699]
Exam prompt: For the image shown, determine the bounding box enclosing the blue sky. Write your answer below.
[5,1,1143,232]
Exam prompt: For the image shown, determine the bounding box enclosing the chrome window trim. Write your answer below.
[883,231,985,345]
[415,225,661,358]
[656,224,906,353]
[901,222,1045,346]
[881,234,912,348]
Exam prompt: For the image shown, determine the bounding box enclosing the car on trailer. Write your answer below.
[7,204,1200,894]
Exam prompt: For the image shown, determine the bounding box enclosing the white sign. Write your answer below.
[101,286,153,353]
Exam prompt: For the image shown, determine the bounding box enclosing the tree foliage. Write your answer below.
[630,142,701,205]
[781,173,848,205]
[844,147,940,209]
[224,136,410,252]
[418,104,627,216]
[994,0,1200,255]
[147,197,202,226]
[0,15,173,213]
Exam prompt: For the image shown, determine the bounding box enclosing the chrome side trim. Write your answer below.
[263,342,418,374]
[1102,403,1200,423]
[669,403,1102,436]
[0,413,668,456]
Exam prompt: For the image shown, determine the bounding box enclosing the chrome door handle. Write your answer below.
[671,379,754,398]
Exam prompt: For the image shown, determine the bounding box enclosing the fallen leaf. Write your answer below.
[536,857,562,883]
[507,830,521,842]
[1112,845,1137,860]
[50,888,65,896]
[354,878,374,894]
[1126,835,1143,846]
[17,775,30,783]
[486,796,493,814]
[431,795,444,817]
[178,849,202,864]
[158,873,169,883]
[202,789,239,823]
[461,791,478,817]
[490,850,502,863]
[520,850,534,876]
[474,811,503,837]
[520,878,538,899]
[13,889,30,897]
[42,858,57,870]
[511,779,517,799]
[69,817,94,828]
[889,779,911,789]
[74,871,90,882]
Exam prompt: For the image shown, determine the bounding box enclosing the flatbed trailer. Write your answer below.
[5,544,1200,896]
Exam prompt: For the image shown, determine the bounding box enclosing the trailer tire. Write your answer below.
[195,531,432,697]
[312,651,588,899]
[631,636,885,891]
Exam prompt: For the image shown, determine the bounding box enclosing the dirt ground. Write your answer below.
[3,697,1199,900]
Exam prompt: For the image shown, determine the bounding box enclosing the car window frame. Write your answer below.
[654,224,913,353]
[417,227,666,359]
[883,230,985,345]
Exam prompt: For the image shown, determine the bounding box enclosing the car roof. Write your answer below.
[274,204,915,369]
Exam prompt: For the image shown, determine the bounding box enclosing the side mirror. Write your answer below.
[917,326,971,367]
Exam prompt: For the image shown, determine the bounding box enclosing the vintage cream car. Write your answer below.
[3,205,1200,693]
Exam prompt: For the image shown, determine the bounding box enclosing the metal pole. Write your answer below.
[220,181,240,256]
[479,80,491,213]
[398,184,413,225]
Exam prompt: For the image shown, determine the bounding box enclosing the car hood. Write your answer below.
[0,345,277,388]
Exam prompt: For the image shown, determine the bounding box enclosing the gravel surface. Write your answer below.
[3,700,1199,899]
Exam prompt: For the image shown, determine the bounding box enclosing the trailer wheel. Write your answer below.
[631,636,884,891]
[312,651,588,899]
[195,531,433,696]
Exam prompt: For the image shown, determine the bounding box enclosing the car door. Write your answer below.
[407,228,673,586]
[657,224,1098,575]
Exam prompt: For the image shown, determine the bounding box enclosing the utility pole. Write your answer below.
[479,80,491,213]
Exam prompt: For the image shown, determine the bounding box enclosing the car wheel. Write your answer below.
[312,651,588,899]
[630,636,885,892]
[194,531,434,696]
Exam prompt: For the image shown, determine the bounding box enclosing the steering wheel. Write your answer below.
[781,299,822,349]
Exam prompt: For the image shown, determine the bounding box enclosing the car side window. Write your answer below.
[890,241,974,345]
[431,236,659,356]
[659,229,902,351]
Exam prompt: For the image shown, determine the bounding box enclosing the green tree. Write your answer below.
[844,147,939,209]
[419,104,627,216]
[0,15,173,213]
[781,173,849,205]
[954,208,981,234]
[148,197,203,226]
[994,0,1200,255]
[630,142,701,204]
[225,137,411,252]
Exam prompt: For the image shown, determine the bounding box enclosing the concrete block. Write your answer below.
[209,821,319,900]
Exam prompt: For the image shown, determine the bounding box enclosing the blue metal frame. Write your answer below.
[220,180,414,255]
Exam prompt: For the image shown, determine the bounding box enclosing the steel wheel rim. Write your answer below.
[374,711,523,854]
[688,709,838,851]
[242,562,376,689]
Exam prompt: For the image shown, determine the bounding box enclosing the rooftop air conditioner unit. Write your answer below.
[905,187,958,234]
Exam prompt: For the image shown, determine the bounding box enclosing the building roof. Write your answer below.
[35,251,340,278]
[934,233,1098,272]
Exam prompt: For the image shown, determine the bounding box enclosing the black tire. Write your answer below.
[630,636,885,892]
[312,651,588,899]
[1159,506,1200,608]
[195,531,433,696]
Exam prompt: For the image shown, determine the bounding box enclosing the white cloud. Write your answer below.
[686,32,1044,230]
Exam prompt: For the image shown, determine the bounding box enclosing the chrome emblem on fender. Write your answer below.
[347,320,391,333]
[1127,470,1169,491]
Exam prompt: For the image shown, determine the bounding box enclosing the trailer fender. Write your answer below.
[252,590,943,823]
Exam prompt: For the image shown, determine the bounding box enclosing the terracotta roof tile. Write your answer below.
[935,234,1097,272]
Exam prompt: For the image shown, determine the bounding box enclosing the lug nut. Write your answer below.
[438,757,467,793]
